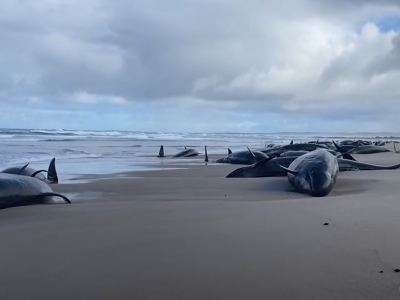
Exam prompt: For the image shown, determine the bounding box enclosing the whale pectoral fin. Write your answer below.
[247,146,256,158]
[228,148,232,155]
[17,163,30,174]
[47,158,59,184]
[342,153,356,161]
[253,157,274,168]
[31,170,48,178]
[277,164,298,176]
[39,192,71,204]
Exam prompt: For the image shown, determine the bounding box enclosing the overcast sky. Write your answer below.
[1,0,400,132]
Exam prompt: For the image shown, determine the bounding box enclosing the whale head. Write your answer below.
[307,169,333,197]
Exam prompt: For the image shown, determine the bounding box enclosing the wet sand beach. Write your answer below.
[1,152,400,299]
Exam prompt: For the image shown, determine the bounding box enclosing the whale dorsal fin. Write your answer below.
[332,140,346,153]
[277,164,298,176]
[47,158,59,183]
[158,145,164,158]
[290,140,293,145]
[332,140,356,160]
[17,163,30,174]
[228,148,232,155]
[205,145,209,163]
[247,147,256,158]
[185,146,187,149]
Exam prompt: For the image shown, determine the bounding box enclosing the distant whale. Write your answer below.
[172,147,199,157]
[1,158,59,184]
[216,147,269,165]
[0,173,70,210]
[157,146,200,158]
[279,149,339,197]
[260,143,331,157]
[336,143,390,154]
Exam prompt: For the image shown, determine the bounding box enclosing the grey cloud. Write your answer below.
[364,33,400,77]
[0,0,400,124]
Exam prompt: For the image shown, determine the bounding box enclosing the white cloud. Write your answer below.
[71,91,98,104]
[108,96,128,105]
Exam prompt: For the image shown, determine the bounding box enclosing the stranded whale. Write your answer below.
[1,158,59,184]
[278,149,339,197]
[0,173,70,210]
[216,147,269,165]
[157,146,200,158]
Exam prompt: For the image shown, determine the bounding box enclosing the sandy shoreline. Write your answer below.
[1,152,400,299]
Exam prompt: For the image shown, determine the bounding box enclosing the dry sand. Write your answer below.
[1,151,400,299]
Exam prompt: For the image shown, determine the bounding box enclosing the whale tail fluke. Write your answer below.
[47,158,59,184]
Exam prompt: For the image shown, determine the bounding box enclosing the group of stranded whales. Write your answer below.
[158,139,400,197]
[0,139,396,210]
[1,139,396,211]
[0,158,70,210]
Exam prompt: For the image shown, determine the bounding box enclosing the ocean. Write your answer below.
[0,128,398,180]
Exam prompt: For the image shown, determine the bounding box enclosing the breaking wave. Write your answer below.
[0,148,101,166]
